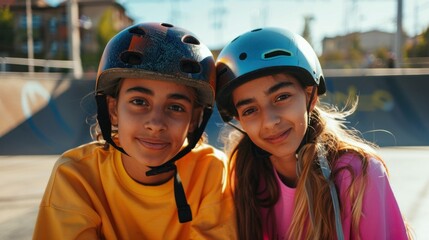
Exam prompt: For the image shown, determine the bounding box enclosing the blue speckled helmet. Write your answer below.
[95,22,216,154]
[96,22,215,107]
[215,27,325,122]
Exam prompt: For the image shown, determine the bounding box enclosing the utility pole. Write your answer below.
[67,0,83,79]
[26,0,34,73]
[394,0,403,68]
[211,0,226,46]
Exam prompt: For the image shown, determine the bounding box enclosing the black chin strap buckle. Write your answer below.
[142,107,214,224]
[174,169,192,223]
[146,164,193,223]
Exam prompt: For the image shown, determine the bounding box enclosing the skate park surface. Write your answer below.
[0,147,428,240]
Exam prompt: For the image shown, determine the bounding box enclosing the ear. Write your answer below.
[107,96,119,126]
[305,86,319,112]
[189,107,203,133]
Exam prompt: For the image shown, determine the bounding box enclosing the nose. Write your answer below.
[144,107,167,132]
[261,106,280,129]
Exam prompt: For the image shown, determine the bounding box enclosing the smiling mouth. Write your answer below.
[137,138,169,150]
[264,129,290,144]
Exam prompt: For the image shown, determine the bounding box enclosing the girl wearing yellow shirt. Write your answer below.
[33,22,236,239]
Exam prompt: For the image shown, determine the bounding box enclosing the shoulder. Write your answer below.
[40,142,111,206]
[334,152,387,186]
[177,143,228,179]
[59,141,105,163]
[335,152,385,174]
[52,141,111,176]
[186,143,227,166]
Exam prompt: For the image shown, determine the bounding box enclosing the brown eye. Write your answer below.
[130,99,147,106]
[169,104,185,112]
[241,107,257,117]
[275,94,291,102]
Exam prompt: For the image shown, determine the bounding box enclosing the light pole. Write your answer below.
[67,0,83,79]
[394,0,403,68]
[26,0,34,73]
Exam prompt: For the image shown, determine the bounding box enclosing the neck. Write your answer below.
[270,154,298,187]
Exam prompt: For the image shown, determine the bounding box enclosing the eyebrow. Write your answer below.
[125,86,192,103]
[126,86,153,95]
[265,81,294,95]
[234,81,294,109]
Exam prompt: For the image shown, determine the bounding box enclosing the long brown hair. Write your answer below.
[223,98,401,240]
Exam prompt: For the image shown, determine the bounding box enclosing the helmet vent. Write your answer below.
[182,35,200,45]
[120,51,143,65]
[128,27,146,37]
[161,23,174,28]
[264,50,291,59]
[239,52,247,60]
[180,59,201,74]
[251,28,262,32]
[231,36,240,42]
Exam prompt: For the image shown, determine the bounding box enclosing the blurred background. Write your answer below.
[0,0,428,239]
[1,0,429,153]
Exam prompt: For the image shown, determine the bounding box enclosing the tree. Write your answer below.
[320,32,365,69]
[81,7,120,71]
[406,26,429,58]
[0,6,14,55]
[97,7,119,52]
[302,15,314,46]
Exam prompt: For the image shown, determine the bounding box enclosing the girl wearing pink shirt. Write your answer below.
[215,27,412,239]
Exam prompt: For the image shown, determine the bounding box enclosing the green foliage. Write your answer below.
[82,7,120,71]
[319,51,344,68]
[0,6,12,22]
[97,7,118,52]
[0,6,14,53]
[81,51,100,72]
[406,26,429,58]
[320,33,365,68]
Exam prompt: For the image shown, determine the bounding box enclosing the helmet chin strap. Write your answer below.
[96,94,127,155]
[146,107,212,175]
[145,107,213,223]
[296,85,317,153]
[297,85,344,240]
[97,93,212,223]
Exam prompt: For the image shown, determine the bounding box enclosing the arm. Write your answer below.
[33,158,101,240]
[336,154,409,240]
[33,205,100,240]
[186,147,237,240]
[357,157,408,239]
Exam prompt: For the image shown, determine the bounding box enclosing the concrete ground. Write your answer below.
[0,147,428,240]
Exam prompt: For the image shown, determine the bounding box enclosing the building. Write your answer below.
[1,0,133,71]
[322,30,396,56]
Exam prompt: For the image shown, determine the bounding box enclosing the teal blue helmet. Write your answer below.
[215,27,325,122]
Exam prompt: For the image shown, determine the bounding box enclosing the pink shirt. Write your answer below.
[261,153,408,240]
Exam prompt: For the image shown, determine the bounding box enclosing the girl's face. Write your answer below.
[232,73,316,161]
[108,78,200,170]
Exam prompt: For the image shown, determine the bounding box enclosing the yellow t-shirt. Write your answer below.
[33,142,237,239]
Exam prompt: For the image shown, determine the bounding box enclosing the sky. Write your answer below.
[118,0,429,54]
[49,0,429,55]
